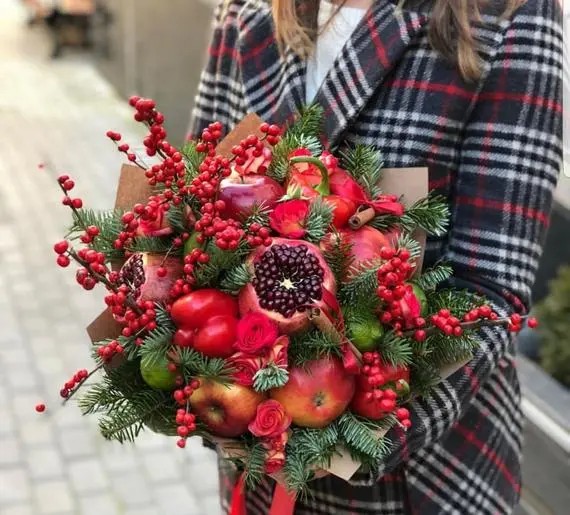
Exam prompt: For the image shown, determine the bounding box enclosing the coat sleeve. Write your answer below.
[350,0,563,485]
[187,0,248,140]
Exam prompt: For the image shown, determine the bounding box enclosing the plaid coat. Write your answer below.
[189,0,563,513]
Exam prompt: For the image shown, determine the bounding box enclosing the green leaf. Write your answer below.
[194,241,250,288]
[127,236,178,254]
[67,209,124,259]
[267,133,322,183]
[339,264,381,306]
[166,203,188,233]
[337,412,392,464]
[289,330,342,367]
[402,195,450,237]
[253,363,289,392]
[396,233,422,261]
[287,104,324,138]
[242,441,267,490]
[174,347,234,382]
[305,197,333,244]
[379,331,413,366]
[181,140,204,181]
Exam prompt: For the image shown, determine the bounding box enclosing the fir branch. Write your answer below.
[243,204,271,229]
[409,355,442,396]
[427,289,483,318]
[379,331,414,366]
[166,203,188,233]
[253,363,289,392]
[139,326,174,368]
[219,263,252,295]
[339,145,383,199]
[174,347,234,382]
[193,241,249,288]
[68,209,123,258]
[267,133,322,183]
[339,264,381,305]
[127,236,178,254]
[154,303,176,332]
[396,233,422,261]
[403,195,450,236]
[242,441,267,490]
[292,424,340,470]
[424,333,476,370]
[415,264,453,292]
[338,412,392,463]
[181,140,204,181]
[287,104,324,138]
[323,230,354,284]
[304,197,333,243]
[289,330,342,367]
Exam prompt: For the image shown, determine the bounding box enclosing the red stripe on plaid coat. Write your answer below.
[190,0,563,513]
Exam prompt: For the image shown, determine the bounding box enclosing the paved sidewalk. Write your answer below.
[0,1,221,514]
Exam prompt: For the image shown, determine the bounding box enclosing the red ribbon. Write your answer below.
[368,195,405,216]
[229,473,296,515]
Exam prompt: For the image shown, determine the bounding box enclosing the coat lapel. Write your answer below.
[237,1,428,145]
[236,1,306,126]
[314,0,428,146]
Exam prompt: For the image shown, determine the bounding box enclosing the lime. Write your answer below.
[410,283,428,316]
[140,357,177,391]
[348,318,385,352]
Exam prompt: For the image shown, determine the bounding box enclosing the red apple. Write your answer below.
[270,356,355,428]
[218,172,284,220]
[190,378,266,437]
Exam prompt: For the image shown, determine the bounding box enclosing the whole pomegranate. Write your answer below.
[118,253,183,303]
[322,226,398,278]
[239,239,336,334]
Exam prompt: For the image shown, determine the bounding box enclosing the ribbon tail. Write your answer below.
[229,472,247,515]
[270,482,296,515]
[341,342,361,374]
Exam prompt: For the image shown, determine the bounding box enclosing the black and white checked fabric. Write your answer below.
[190,0,563,513]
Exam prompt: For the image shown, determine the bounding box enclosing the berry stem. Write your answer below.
[61,364,104,405]
[402,314,531,339]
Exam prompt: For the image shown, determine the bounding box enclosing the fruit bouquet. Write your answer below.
[43,100,536,504]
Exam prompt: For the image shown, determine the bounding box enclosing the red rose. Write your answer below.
[267,335,289,367]
[228,352,265,386]
[248,399,292,438]
[235,312,279,355]
[234,146,273,175]
[269,199,309,239]
[265,450,286,474]
[136,203,173,237]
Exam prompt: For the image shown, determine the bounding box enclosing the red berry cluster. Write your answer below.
[259,122,282,147]
[60,369,89,398]
[360,352,411,427]
[195,121,224,154]
[97,340,125,363]
[74,248,109,289]
[376,247,415,331]
[58,174,83,209]
[53,240,71,268]
[175,408,197,448]
[430,309,464,337]
[245,223,272,247]
[173,380,200,406]
[104,291,157,337]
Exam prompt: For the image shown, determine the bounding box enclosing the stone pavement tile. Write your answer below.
[58,426,96,459]
[68,458,110,494]
[0,468,31,504]
[200,494,223,515]
[5,369,39,392]
[1,504,35,515]
[25,448,64,480]
[100,445,139,473]
[78,493,121,515]
[154,484,202,515]
[124,509,160,515]
[186,455,220,496]
[33,479,76,514]
[0,405,16,436]
[0,346,28,366]
[108,470,153,507]
[12,392,43,423]
[141,450,181,483]
[0,436,22,466]
[20,420,55,448]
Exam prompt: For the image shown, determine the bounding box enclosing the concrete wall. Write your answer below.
[93,0,215,144]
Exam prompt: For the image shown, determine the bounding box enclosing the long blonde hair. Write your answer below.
[271,0,524,81]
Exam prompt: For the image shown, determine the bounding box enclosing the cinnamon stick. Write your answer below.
[348,205,375,229]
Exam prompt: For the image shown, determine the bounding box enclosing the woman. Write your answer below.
[189,0,562,513]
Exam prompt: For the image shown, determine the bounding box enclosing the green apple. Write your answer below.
[140,357,177,390]
[348,317,385,352]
